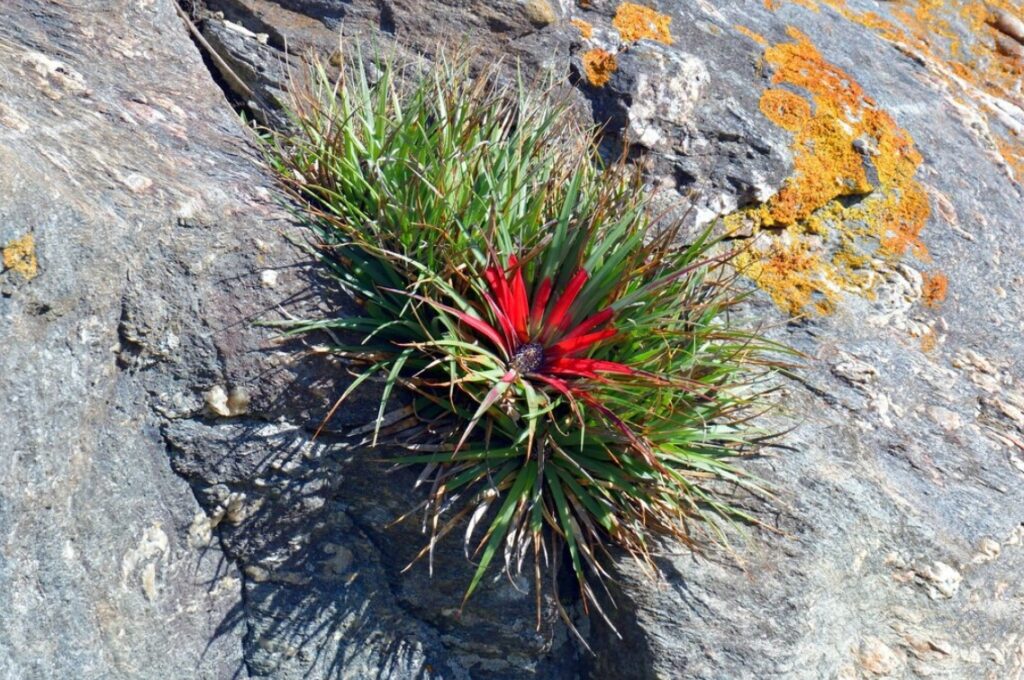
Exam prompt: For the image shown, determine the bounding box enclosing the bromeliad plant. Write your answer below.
[262,49,785,639]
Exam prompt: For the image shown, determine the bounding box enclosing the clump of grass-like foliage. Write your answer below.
[260,49,785,641]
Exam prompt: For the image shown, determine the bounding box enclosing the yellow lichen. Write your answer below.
[612,3,673,44]
[758,88,811,132]
[799,0,1024,186]
[734,25,769,47]
[2,233,38,280]
[754,31,876,225]
[996,132,1024,185]
[764,0,820,12]
[727,28,931,316]
[571,18,594,39]
[756,1,1024,322]
[582,48,617,87]
[523,0,557,26]
[739,234,838,315]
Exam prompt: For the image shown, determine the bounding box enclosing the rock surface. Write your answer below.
[0,1,575,678]
[2,1,1024,679]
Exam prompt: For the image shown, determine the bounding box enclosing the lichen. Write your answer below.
[996,134,1024,184]
[578,4,671,90]
[727,28,931,316]
[758,87,810,132]
[3,233,38,280]
[743,234,838,315]
[612,3,673,44]
[524,0,557,27]
[765,0,819,12]
[571,18,594,39]
[582,48,617,87]
[921,271,948,308]
[734,25,769,47]
[769,0,1024,186]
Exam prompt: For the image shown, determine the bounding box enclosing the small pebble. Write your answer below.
[227,386,250,415]
[205,385,250,416]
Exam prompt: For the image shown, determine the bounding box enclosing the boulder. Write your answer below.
[2,0,1023,678]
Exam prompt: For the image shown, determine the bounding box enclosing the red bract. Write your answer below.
[456,256,634,393]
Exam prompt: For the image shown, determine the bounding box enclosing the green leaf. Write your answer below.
[462,461,537,605]
[373,348,413,445]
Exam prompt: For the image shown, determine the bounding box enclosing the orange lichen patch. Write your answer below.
[874,181,931,259]
[765,27,860,111]
[612,3,673,44]
[921,271,948,308]
[995,135,1024,184]
[891,3,959,53]
[759,88,811,131]
[789,0,819,11]
[727,28,931,316]
[571,18,594,39]
[765,0,819,11]
[734,24,769,47]
[741,235,838,315]
[2,233,38,280]
[582,48,617,87]
[754,28,890,226]
[805,0,1024,187]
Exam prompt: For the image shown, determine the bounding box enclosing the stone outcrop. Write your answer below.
[2,1,1023,678]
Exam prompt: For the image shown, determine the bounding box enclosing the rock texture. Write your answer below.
[0,2,576,678]
[2,0,1024,679]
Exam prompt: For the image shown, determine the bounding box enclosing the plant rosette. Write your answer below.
[261,49,788,643]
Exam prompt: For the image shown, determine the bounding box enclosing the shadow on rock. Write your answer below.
[160,254,582,677]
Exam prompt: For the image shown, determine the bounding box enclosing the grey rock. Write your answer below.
[197,0,792,223]
[1,0,579,677]
[0,1,254,677]
[4,0,1024,679]
[573,7,792,223]
[601,42,710,150]
[164,419,578,678]
[198,15,293,128]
